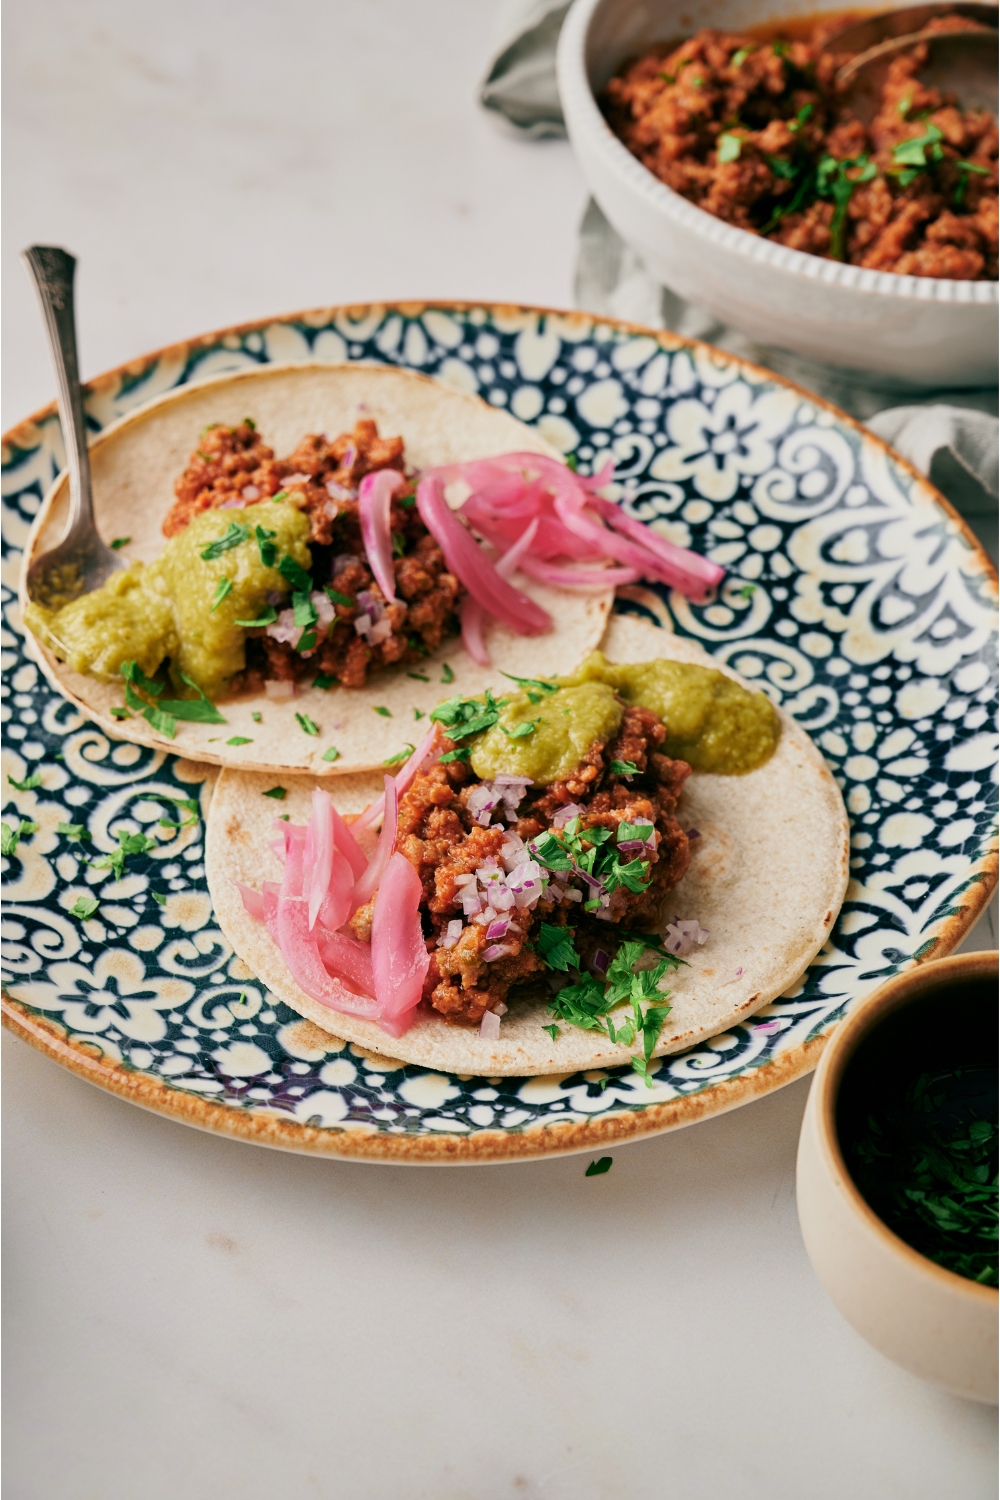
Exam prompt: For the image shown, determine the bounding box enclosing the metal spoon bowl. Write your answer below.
[837,26,998,125]
[824,1,997,57]
[21,246,124,606]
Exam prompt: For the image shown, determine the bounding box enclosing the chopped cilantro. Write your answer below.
[611,759,638,778]
[738,583,757,601]
[414,708,426,721]
[313,673,337,690]
[542,1024,560,1042]
[441,663,455,684]
[439,747,471,764]
[384,744,415,766]
[788,103,813,133]
[210,577,233,611]
[499,718,540,740]
[1,819,38,858]
[325,586,354,607]
[500,671,558,695]
[766,154,798,180]
[717,132,741,163]
[295,712,319,736]
[69,895,99,920]
[298,631,318,653]
[90,827,159,881]
[56,822,87,840]
[110,536,131,550]
[392,530,406,558]
[255,525,278,567]
[772,38,790,56]
[817,153,877,259]
[536,922,581,973]
[292,591,318,628]
[7,771,42,792]
[252,711,262,722]
[585,1157,613,1177]
[151,892,167,907]
[430,689,508,741]
[321,746,341,763]
[731,46,751,66]
[891,124,944,171]
[408,671,430,682]
[235,606,278,628]
[955,160,990,207]
[110,706,130,720]
[374,705,392,717]
[548,974,614,1032]
[262,786,287,800]
[278,554,312,593]
[200,521,249,560]
[226,736,252,746]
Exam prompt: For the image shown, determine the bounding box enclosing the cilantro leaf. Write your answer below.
[548,974,613,1032]
[151,892,167,907]
[585,1157,613,1177]
[226,736,252,746]
[69,895,99,920]
[439,747,471,764]
[110,536,131,550]
[56,822,87,840]
[235,607,278,628]
[200,521,249,560]
[321,746,341,763]
[295,712,319,736]
[384,744,415,766]
[542,1023,560,1042]
[325,587,353,607]
[611,759,638,778]
[262,787,287,799]
[528,831,574,872]
[717,132,741,163]
[7,771,42,792]
[500,718,540,740]
[441,664,455,684]
[292,591,318,628]
[158,674,227,725]
[313,673,337,690]
[278,554,312,593]
[536,922,581,973]
[499,671,558,695]
[255,525,278,567]
[210,577,233,611]
[1,820,38,858]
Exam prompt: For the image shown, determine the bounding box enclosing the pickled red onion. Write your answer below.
[352,724,441,833]
[305,787,334,930]
[461,595,490,667]
[273,827,380,1017]
[370,851,429,1035]
[235,880,265,921]
[416,474,551,635]
[358,469,405,604]
[350,774,398,909]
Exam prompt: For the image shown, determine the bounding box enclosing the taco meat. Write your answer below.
[352,704,692,1025]
[162,418,461,692]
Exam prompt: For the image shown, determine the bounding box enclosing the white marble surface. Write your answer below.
[3,2,997,1495]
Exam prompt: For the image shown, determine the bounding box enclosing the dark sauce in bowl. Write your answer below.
[837,975,998,1286]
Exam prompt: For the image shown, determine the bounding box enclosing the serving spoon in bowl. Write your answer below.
[20,245,124,606]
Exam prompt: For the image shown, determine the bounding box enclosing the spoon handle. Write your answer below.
[21,246,95,541]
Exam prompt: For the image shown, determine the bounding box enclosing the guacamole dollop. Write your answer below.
[24,499,311,700]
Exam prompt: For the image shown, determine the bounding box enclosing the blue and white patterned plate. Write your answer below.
[2,303,997,1163]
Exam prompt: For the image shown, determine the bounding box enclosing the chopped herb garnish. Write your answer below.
[611,759,638,778]
[441,663,455,684]
[325,587,354,608]
[295,712,319,736]
[56,822,87,840]
[235,607,278,628]
[89,827,159,881]
[374,706,392,718]
[765,154,798,180]
[408,671,430,682]
[955,160,990,207]
[321,746,341,763]
[69,895,99,920]
[110,536,131,550]
[298,631,317,654]
[278,554,312,593]
[499,718,540,740]
[738,583,757,600]
[313,673,337,690]
[151,892,167,907]
[500,672,558,695]
[536,922,582,973]
[391,530,406,558]
[585,1157,613,1177]
[200,521,249,560]
[543,1024,560,1042]
[430,689,509,742]
[255,525,278,567]
[384,743,415,766]
[439,747,471,764]
[226,736,252,746]
[788,103,813,133]
[292,591,318,628]
[210,577,233,611]
[252,711,262,722]
[891,123,944,171]
[1,819,38,857]
[717,132,741,163]
[160,674,227,725]
[262,786,287,800]
[772,39,790,56]
[7,771,42,792]
[414,708,426,721]
[731,46,751,67]
[816,153,877,259]
[110,706,130,719]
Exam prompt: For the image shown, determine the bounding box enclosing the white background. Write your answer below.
[3,2,998,1496]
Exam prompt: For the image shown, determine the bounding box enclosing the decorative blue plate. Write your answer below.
[3,303,996,1162]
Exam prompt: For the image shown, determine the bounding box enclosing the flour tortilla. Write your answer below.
[20,362,612,776]
[205,614,850,1076]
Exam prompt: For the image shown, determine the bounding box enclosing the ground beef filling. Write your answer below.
[603,19,998,278]
[367,704,692,1026]
[161,418,461,691]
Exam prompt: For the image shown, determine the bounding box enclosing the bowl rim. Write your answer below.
[812,949,1000,1302]
[558,0,1000,308]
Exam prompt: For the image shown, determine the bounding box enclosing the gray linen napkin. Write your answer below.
[479,3,999,560]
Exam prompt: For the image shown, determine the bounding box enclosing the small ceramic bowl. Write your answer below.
[556,0,999,386]
[797,951,998,1404]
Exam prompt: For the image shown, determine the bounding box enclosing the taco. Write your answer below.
[205,615,849,1076]
[21,362,631,776]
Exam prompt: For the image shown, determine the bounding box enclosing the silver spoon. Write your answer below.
[837,26,998,123]
[824,2,997,57]
[21,245,124,605]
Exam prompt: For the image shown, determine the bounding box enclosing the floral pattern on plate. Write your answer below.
[2,304,997,1159]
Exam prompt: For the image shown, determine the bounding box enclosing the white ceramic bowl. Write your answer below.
[796,951,998,1404]
[557,0,999,386]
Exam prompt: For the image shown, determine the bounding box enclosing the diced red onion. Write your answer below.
[358,469,405,603]
[342,444,357,470]
[219,498,246,510]
[664,918,710,957]
[483,943,515,962]
[551,803,585,827]
[616,840,647,854]
[439,919,464,949]
[283,472,311,486]
[326,479,353,501]
[592,948,610,974]
[687,828,701,840]
[486,917,510,939]
[242,485,260,500]
[479,1010,501,1040]
[354,613,373,638]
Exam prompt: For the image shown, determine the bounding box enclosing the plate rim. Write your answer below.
[3,297,997,1164]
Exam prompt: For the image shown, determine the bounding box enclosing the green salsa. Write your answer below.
[25,500,311,700]
[467,651,778,784]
